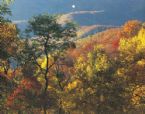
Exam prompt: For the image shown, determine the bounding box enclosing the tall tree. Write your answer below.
[25,14,77,114]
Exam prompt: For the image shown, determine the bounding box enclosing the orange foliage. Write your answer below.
[68,21,142,59]
[121,20,142,38]
[0,23,17,39]
[67,28,121,61]
[0,23,18,56]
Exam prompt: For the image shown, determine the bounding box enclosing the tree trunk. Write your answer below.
[43,37,49,114]
[43,107,47,114]
[18,110,22,114]
[58,107,65,114]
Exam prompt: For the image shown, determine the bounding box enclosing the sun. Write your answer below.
[72,5,76,9]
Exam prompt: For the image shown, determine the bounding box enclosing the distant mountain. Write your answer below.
[10,0,145,31]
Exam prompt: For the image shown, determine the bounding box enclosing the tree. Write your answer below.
[118,27,145,83]
[24,14,77,114]
[121,20,142,38]
[0,3,11,22]
[2,0,14,5]
[69,45,130,113]
[0,3,22,113]
[117,25,145,111]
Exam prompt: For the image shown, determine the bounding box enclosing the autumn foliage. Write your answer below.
[0,5,145,113]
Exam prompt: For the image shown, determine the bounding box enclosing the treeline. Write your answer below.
[0,3,145,114]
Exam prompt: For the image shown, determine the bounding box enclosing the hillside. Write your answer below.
[67,20,144,58]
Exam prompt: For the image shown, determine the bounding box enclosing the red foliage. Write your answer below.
[6,77,41,109]
[112,38,120,49]
[21,77,41,92]
[6,86,24,109]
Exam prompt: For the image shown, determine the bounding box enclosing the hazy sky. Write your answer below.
[9,0,145,28]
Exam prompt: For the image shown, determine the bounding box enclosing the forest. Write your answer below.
[0,0,145,114]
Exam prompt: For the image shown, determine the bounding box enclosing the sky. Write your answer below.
[9,0,145,30]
